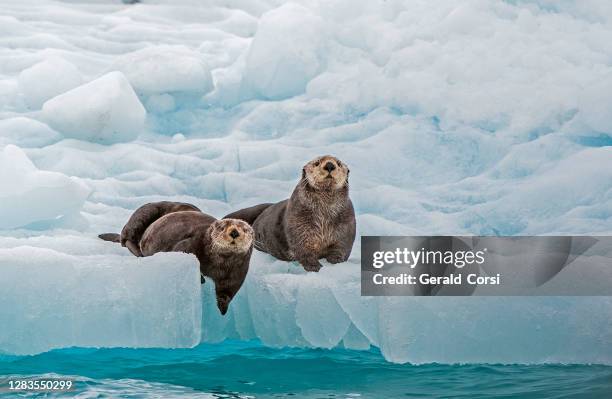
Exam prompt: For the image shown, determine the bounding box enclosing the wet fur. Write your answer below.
[224,156,356,272]
[119,201,200,257]
[99,201,253,315]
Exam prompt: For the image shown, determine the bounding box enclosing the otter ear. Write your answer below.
[302,168,306,178]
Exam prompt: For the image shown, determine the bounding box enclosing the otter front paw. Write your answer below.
[325,253,347,264]
[300,260,323,272]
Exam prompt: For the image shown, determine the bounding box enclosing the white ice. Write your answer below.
[42,72,146,143]
[0,0,611,363]
[0,145,90,229]
[201,253,612,364]
[0,247,201,356]
[112,45,214,98]
[18,57,83,109]
[241,3,327,100]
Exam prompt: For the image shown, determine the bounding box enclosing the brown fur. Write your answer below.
[225,155,356,272]
[99,202,254,315]
[120,201,200,257]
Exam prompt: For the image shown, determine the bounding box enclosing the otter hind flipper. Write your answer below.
[98,233,120,243]
[224,203,273,225]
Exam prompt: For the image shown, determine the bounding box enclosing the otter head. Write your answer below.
[208,218,254,255]
[302,155,349,191]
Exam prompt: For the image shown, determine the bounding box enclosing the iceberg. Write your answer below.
[0,247,201,356]
[200,252,612,365]
[0,0,611,364]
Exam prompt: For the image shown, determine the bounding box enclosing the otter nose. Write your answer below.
[229,229,240,239]
[324,161,336,173]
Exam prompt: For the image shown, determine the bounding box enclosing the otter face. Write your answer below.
[209,218,254,254]
[302,155,349,191]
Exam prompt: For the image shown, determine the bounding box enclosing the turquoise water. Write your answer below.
[1,341,611,398]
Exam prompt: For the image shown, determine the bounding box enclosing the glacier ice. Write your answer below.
[242,3,327,100]
[42,72,146,144]
[0,117,61,148]
[0,145,90,230]
[0,0,611,363]
[18,57,83,109]
[0,247,202,356]
[200,252,612,364]
[112,45,214,95]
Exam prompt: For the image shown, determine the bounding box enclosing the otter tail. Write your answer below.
[224,203,273,225]
[98,233,120,243]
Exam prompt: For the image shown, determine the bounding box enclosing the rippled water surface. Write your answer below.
[1,341,611,398]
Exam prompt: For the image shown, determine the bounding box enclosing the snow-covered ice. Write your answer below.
[18,57,83,109]
[0,0,611,363]
[0,117,61,148]
[112,45,214,97]
[42,72,146,143]
[0,145,90,229]
[242,3,327,100]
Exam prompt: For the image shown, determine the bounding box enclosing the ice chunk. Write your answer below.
[171,133,186,143]
[242,4,327,100]
[42,72,146,144]
[0,145,90,229]
[370,296,612,364]
[18,57,83,109]
[0,117,61,148]
[295,273,352,349]
[0,248,201,356]
[201,253,612,364]
[112,45,214,97]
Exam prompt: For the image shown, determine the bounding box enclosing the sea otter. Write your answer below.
[225,155,356,272]
[99,201,254,314]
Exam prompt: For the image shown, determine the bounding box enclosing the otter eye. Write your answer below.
[337,161,342,167]
[314,161,320,167]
